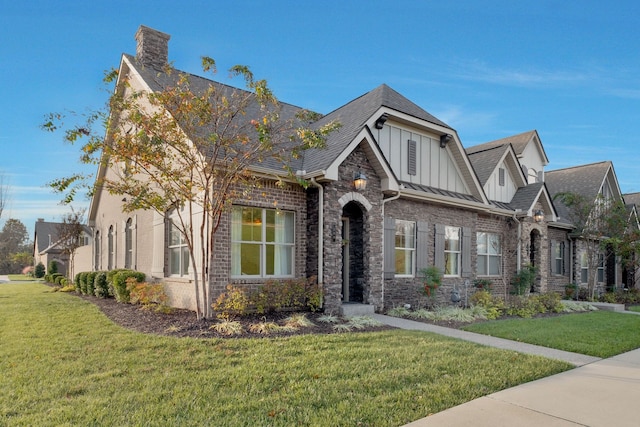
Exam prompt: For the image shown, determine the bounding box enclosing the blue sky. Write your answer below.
[2,1,639,238]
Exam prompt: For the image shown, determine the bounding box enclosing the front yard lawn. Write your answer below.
[462,311,640,358]
[0,282,571,426]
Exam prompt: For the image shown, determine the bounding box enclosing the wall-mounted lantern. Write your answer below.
[440,133,453,148]
[354,171,367,191]
[374,113,389,129]
[534,209,545,223]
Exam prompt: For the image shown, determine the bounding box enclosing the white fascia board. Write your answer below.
[324,127,400,192]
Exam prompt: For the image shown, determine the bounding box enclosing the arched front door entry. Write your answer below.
[529,229,541,293]
[342,202,365,303]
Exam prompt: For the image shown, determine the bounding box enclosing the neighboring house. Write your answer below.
[546,161,630,293]
[34,218,92,279]
[78,26,633,314]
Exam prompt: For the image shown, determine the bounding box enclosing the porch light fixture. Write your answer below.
[354,171,367,191]
[534,209,545,223]
[374,113,389,129]
[440,133,453,148]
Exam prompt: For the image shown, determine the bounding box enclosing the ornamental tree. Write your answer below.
[44,57,339,319]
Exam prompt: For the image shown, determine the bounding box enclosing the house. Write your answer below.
[34,218,92,278]
[79,25,632,315]
[546,161,632,293]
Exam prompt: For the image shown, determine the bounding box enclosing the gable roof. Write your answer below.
[34,220,61,254]
[624,192,640,207]
[466,143,526,188]
[466,130,549,165]
[546,161,621,223]
[302,84,451,174]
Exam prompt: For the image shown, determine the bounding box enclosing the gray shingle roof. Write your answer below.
[509,182,544,211]
[466,130,538,156]
[546,161,613,224]
[127,55,453,178]
[466,144,510,186]
[624,192,640,207]
[34,221,62,253]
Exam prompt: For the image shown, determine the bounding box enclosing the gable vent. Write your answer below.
[407,140,417,176]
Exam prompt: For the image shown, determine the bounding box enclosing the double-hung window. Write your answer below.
[477,232,501,276]
[168,221,189,277]
[597,254,605,283]
[444,226,461,276]
[580,252,589,284]
[394,220,415,276]
[231,206,295,278]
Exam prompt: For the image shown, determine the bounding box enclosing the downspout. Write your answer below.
[308,178,324,288]
[381,188,402,308]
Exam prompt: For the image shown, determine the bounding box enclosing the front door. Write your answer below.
[342,218,350,302]
[341,202,365,303]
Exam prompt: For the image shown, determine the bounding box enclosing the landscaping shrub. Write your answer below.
[47,260,58,275]
[54,275,66,286]
[213,284,250,320]
[112,270,146,303]
[532,292,564,313]
[48,273,63,285]
[251,277,322,314]
[94,272,110,298]
[85,272,98,296]
[34,262,45,279]
[511,264,537,295]
[127,281,170,312]
[470,290,505,319]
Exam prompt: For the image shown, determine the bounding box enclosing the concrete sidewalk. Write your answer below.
[371,314,640,427]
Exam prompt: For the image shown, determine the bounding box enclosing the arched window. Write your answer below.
[94,230,100,270]
[125,218,133,269]
[108,225,114,270]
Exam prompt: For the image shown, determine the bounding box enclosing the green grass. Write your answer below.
[0,283,572,426]
[6,275,34,281]
[628,305,640,313]
[462,311,640,358]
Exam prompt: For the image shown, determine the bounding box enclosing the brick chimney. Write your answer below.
[134,25,171,70]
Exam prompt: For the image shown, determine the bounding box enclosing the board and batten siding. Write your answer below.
[377,123,469,194]
[484,161,518,203]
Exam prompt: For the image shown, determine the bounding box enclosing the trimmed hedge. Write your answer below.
[112,270,146,303]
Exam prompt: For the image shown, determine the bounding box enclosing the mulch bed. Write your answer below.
[76,293,394,339]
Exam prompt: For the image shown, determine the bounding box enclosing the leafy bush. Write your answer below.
[251,277,322,313]
[94,272,110,298]
[532,292,564,313]
[47,260,58,275]
[85,272,97,296]
[34,262,46,279]
[505,296,538,318]
[511,264,537,295]
[470,290,505,319]
[112,270,145,303]
[212,284,250,320]
[127,281,170,312]
[474,278,493,291]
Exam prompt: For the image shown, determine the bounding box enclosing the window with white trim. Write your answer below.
[394,220,415,276]
[168,220,189,277]
[597,254,605,283]
[444,226,461,276]
[477,232,501,276]
[580,252,588,284]
[231,206,295,278]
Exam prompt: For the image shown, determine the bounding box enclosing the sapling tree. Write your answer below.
[56,207,87,280]
[44,57,339,319]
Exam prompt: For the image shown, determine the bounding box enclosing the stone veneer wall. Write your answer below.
[321,145,384,313]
